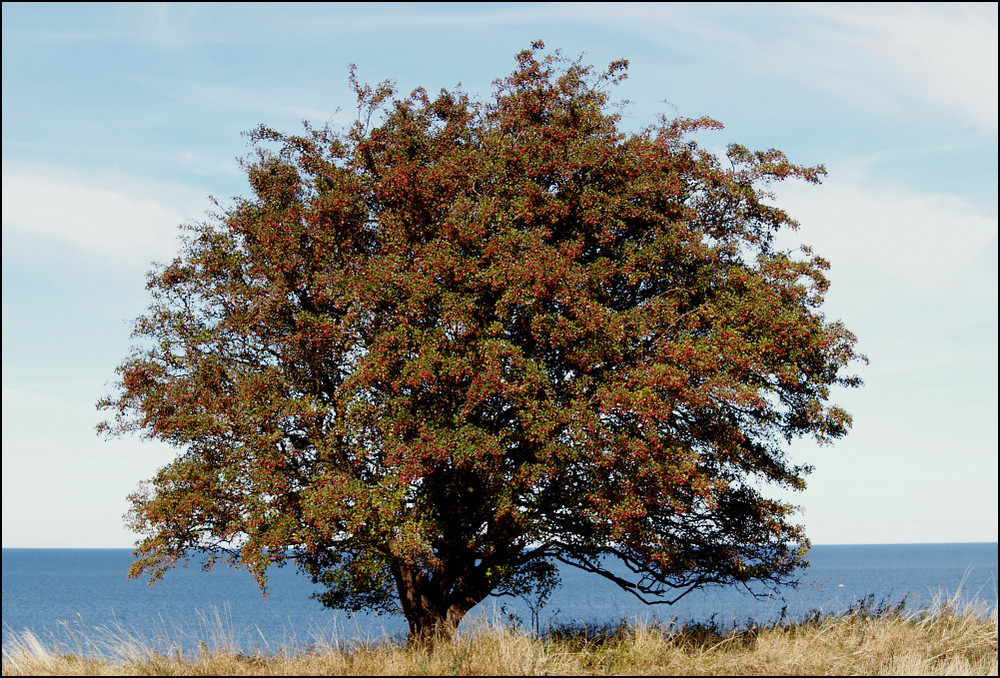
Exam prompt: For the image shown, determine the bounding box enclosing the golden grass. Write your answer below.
[3,593,996,676]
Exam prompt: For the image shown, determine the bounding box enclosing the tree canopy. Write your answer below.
[100,42,863,644]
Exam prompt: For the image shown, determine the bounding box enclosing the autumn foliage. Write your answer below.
[100,43,863,644]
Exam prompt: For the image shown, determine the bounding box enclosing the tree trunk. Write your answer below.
[392,564,473,647]
[404,602,468,646]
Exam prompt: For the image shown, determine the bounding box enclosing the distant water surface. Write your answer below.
[2,543,996,654]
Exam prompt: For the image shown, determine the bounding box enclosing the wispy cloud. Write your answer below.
[1,386,78,416]
[3,3,565,48]
[1,165,210,268]
[565,3,998,134]
[770,164,997,385]
[775,166,998,296]
[173,80,351,128]
[804,3,998,134]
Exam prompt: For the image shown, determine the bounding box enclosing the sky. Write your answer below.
[2,2,997,549]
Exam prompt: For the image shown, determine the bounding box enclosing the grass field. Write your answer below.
[2,593,996,675]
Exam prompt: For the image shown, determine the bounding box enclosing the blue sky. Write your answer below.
[2,2,996,548]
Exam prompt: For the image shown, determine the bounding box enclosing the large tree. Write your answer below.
[100,43,863,644]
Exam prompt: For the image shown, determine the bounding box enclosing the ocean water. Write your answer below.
[2,543,996,654]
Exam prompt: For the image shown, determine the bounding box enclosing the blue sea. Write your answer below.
[2,543,996,655]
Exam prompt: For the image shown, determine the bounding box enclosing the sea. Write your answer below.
[2,543,997,655]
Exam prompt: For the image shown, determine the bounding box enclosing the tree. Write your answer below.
[99,42,863,645]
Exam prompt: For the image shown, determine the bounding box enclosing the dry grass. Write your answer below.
[3,593,996,676]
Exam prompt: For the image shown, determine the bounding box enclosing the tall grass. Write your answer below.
[3,592,996,675]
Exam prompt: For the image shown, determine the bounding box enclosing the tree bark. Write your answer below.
[392,564,474,646]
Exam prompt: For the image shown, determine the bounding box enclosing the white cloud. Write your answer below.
[1,165,210,268]
[177,81,349,127]
[1,435,177,548]
[1,385,96,450]
[802,3,999,134]
[12,3,564,48]
[570,3,997,134]
[1,386,77,413]
[772,166,998,297]
[768,166,997,408]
